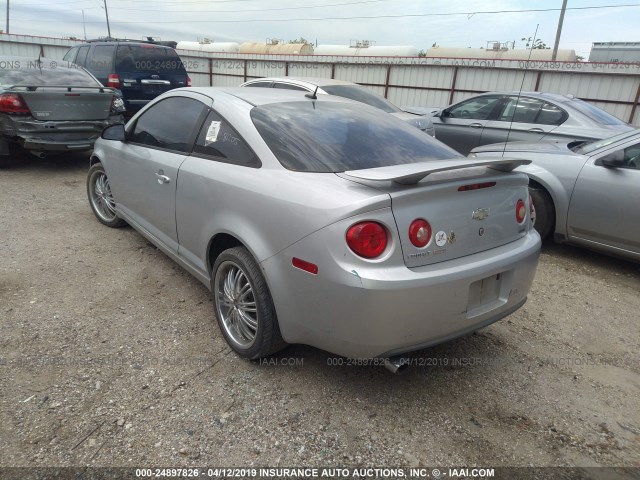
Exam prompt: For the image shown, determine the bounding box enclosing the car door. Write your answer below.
[481,96,567,146]
[109,95,209,253]
[567,140,640,255]
[434,95,503,155]
[176,108,262,277]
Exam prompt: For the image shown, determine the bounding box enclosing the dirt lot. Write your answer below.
[1,154,639,475]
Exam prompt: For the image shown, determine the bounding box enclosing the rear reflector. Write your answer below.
[292,257,318,275]
[187,77,192,87]
[458,182,496,192]
[0,93,30,114]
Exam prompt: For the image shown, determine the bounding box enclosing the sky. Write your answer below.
[4,0,640,58]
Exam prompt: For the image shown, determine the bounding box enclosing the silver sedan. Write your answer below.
[87,87,540,362]
[471,130,640,261]
[405,92,633,155]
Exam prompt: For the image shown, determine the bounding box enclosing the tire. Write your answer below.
[87,162,126,228]
[529,186,554,240]
[211,246,286,359]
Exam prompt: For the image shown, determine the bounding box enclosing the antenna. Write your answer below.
[305,86,319,100]
[502,24,539,157]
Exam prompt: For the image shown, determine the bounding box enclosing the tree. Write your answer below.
[289,37,310,45]
[418,49,426,57]
[522,37,549,49]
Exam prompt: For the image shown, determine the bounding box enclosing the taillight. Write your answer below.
[346,221,387,259]
[516,199,527,223]
[0,93,30,114]
[110,96,125,113]
[107,73,120,88]
[408,219,432,248]
[187,77,192,87]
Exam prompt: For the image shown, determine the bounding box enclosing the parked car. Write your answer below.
[241,76,435,137]
[470,130,640,261]
[87,87,540,365]
[63,39,190,115]
[0,56,125,166]
[404,92,633,155]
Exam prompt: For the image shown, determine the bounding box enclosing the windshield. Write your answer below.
[569,98,627,126]
[116,45,186,73]
[251,101,460,173]
[321,85,400,113]
[0,61,98,86]
[574,130,640,155]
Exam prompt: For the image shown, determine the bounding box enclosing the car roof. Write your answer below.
[245,77,357,88]
[184,86,358,106]
[473,91,578,103]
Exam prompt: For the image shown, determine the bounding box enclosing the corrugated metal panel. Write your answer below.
[390,87,449,109]
[248,60,288,79]
[335,64,386,84]
[211,76,242,87]
[390,65,454,89]
[189,73,211,87]
[455,69,537,92]
[539,72,638,102]
[287,63,332,78]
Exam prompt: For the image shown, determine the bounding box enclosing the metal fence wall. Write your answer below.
[2,33,639,126]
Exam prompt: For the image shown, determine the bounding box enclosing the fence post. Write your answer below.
[448,66,459,105]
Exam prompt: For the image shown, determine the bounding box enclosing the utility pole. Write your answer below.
[103,0,111,39]
[6,0,9,34]
[552,0,568,61]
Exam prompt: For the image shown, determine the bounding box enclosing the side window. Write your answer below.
[273,83,308,91]
[537,102,567,125]
[63,47,78,62]
[499,97,544,123]
[621,143,640,170]
[74,46,90,67]
[88,45,116,72]
[193,111,260,167]
[130,97,206,153]
[244,81,272,88]
[499,97,567,125]
[448,96,502,120]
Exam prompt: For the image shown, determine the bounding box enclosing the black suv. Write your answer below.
[63,39,190,115]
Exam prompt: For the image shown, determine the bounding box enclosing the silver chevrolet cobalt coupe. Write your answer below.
[88,87,540,363]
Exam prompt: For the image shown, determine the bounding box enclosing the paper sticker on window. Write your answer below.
[205,121,221,145]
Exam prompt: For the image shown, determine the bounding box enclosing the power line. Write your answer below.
[109,0,391,13]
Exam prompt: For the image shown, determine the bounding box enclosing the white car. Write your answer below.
[241,76,436,137]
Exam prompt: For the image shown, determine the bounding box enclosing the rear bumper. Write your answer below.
[263,226,540,359]
[1,115,123,153]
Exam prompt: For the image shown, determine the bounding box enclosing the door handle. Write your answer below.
[469,123,483,129]
[528,128,545,133]
[155,170,170,184]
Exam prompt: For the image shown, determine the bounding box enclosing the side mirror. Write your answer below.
[102,124,126,141]
[440,108,451,118]
[599,151,625,168]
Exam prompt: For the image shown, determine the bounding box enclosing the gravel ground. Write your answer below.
[0,154,639,475]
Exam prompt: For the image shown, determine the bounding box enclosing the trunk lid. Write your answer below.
[341,158,532,268]
[16,87,113,121]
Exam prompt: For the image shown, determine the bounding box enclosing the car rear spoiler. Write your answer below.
[343,158,531,185]
[6,85,117,94]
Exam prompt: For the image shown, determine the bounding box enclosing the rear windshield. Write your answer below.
[321,85,400,113]
[251,101,460,173]
[0,61,99,86]
[570,98,626,126]
[115,45,186,74]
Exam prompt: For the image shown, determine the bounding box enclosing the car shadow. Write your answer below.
[1,151,90,172]
[541,241,640,277]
